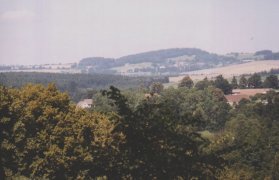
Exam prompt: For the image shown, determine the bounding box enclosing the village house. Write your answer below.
[77,99,93,109]
[225,88,271,106]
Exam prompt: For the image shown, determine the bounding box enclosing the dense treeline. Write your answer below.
[255,50,279,60]
[234,73,279,89]
[1,82,278,179]
[187,73,279,95]
[0,72,168,101]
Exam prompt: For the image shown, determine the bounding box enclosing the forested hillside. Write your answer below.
[78,48,240,75]
[78,48,279,76]
[0,72,168,101]
[2,48,279,76]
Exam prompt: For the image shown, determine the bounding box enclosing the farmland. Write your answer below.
[169,60,279,83]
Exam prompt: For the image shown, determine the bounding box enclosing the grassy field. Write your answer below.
[111,62,153,73]
[169,60,279,83]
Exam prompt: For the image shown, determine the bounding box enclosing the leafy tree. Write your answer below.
[122,89,146,111]
[195,77,212,90]
[0,86,14,179]
[248,73,262,88]
[150,82,164,94]
[160,86,230,131]
[102,86,224,179]
[231,76,238,89]
[213,75,232,95]
[0,84,124,179]
[263,74,278,89]
[214,91,279,179]
[178,75,194,88]
[92,91,118,113]
[239,75,248,89]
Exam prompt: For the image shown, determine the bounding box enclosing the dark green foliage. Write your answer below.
[160,87,231,131]
[1,79,279,179]
[239,75,248,89]
[0,86,13,179]
[178,76,194,88]
[102,86,224,179]
[149,82,164,94]
[248,73,262,88]
[213,75,232,95]
[263,74,278,88]
[0,72,168,102]
[231,76,238,89]
[215,91,279,179]
[195,77,212,90]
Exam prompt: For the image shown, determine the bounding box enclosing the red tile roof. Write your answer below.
[225,94,250,104]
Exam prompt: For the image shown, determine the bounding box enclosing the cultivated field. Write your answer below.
[169,60,279,83]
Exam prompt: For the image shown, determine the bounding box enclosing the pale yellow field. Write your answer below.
[169,60,279,83]
[111,62,153,73]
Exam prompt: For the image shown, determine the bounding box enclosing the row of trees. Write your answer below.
[175,73,278,95]
[236,74,279,89]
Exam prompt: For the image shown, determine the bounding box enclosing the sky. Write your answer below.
[0,0,279,65]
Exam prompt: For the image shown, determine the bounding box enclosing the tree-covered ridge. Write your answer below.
[78,48,279,75]
[1,81,278,179]
[78,48,240,75]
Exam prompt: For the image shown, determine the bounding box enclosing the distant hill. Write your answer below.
[1,48,278,76]
[78,48,241,75]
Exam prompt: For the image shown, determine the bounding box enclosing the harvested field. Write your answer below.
[169,60,279,83]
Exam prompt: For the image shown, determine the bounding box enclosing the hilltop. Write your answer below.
[1,48,279,76]
[78,48,240,75]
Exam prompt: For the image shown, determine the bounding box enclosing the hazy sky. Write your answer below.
[0,0,279,65]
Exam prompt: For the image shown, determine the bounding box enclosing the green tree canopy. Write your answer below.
[213,75,232,95]
[239,75,248,89]
[263,74,278,89]
[150,82,164,94]
[195,77,212,90]
[231,76,238,89]
[178,75,194,88]
[102,86,225,179]
[248,73,262,88]
[0,84,123,179]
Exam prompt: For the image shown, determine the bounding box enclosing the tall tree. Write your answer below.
[239,75,248,89]
[0,86,13,179]
[213,75,232,94]
[150,82,164,94]
[263,75,278,89]
[178,75,194,88]
[231,76,238,89]
[103,86,224,179]
[248,73,262,88]
[0,84,123,179]
[195,77,212,90]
